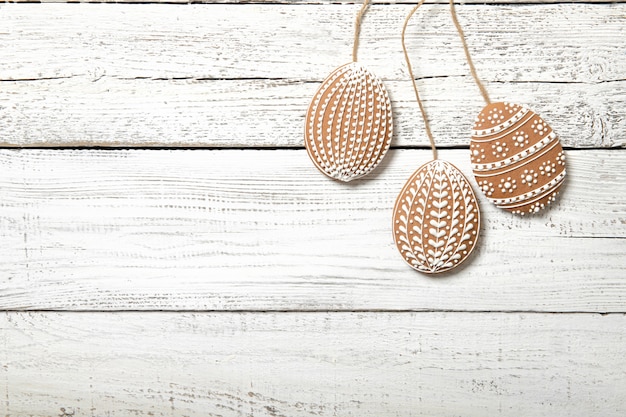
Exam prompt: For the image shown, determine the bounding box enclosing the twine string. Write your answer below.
[449,0,491,104]
[401,0,437,161]
[352,0,371,62]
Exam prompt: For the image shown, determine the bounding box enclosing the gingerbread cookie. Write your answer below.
[393,160,480,274]
[470,102,566,214]
[305,62,393,182]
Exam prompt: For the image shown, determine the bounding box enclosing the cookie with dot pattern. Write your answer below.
[470,102,566,214]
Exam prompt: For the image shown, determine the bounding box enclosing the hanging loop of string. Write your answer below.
[401,0,438,161]
[352,0,371,62]
[449,0,491,105]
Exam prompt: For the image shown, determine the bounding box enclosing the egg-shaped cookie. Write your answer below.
[470,102,566,214]
[393,160,481,274]
[305,62,393,182]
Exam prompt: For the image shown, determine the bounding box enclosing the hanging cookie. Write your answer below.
[304,0,393,182]
[449,0,566,214]
[393,160,480,273]
[392,0,481,274]
[470,102,566,214]
[305,62,393,181]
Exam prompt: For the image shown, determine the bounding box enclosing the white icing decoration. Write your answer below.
[393,160,480,274]
[470,103,567,214]
[305,63,393,182]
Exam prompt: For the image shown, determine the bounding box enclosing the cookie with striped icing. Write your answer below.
[305,62,393,182]
[470,102,566,214]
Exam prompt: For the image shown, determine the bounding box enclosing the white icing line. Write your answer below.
[472,139,561,178]
[332,64,358,178]
[328,64,360,179]
[360,75,389,178]
[486,172,566,205]
[472,131,557,172]
[306,64,352,176]
[470,111,536,143]
[472,108,529,137]
[345,65,370,179]
[497,174,565,209]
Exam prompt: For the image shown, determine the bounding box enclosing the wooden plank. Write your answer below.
[2,311,626,416]
[1,77,623,148]
[0,149,623,311]
[24,0,626,4]
[1,3,623,148]
[0,4,623,83]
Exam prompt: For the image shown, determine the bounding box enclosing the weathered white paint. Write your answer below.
[2,312,626,417]
[25,0,626,4]
[0,4,623,83]
[1,77,622,148]
[1,5,623,147]
[0,1,624,414]
[0,149,623,311]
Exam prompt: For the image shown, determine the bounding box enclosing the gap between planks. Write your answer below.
[2,77,622,147]
[0,146,618,150]
[4,309,625,314]
[2,311,625,417]
[11,1,626,4]
[0,149,623,311]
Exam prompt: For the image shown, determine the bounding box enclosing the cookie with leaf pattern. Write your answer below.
[392,160,480,274]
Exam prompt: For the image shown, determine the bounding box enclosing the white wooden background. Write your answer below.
[1,1,625,416]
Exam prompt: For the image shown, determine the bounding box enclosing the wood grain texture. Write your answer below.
[2,4,623,82]
[2,312,626,417]
[1,1,624,414]
[21,0,626,4]
[2,4,623,148]
[0,149,623,311]
[1,77,623,148]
